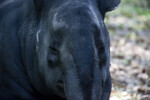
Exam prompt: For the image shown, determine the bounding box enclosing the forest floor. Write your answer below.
[105,0,150,100]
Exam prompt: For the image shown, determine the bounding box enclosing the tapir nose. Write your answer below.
[69,40,98,100]
[59,23,103,100]
[56,4,107,99]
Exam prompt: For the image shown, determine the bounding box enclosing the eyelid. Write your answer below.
[49,46,58,51]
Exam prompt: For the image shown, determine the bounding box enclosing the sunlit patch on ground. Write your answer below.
[110,90,136,100]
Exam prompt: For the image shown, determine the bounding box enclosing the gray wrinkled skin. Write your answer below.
[0,0,120,100]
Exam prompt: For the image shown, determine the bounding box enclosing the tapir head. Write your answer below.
[24,0,120,100]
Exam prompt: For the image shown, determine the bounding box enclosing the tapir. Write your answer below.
[0,0,120,100]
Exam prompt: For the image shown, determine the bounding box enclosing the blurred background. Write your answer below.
[105,0,150,100]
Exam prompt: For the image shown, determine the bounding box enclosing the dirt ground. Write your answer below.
[105,2,150,100]
[109,28,150,100]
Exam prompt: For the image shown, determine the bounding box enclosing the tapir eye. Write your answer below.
[48,46,59,65]
[98,46,107,66]
[99,46,105,53]
[49,46,58,52]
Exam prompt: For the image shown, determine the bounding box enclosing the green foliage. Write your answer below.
[110,0,150,18]
[105,0,150,33]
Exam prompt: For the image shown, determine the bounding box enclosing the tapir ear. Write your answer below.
[106,0,120,12]
[98,0,120,12]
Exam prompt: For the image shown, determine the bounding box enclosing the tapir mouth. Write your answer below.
[55,79,72,99]
[56,80,65,94]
